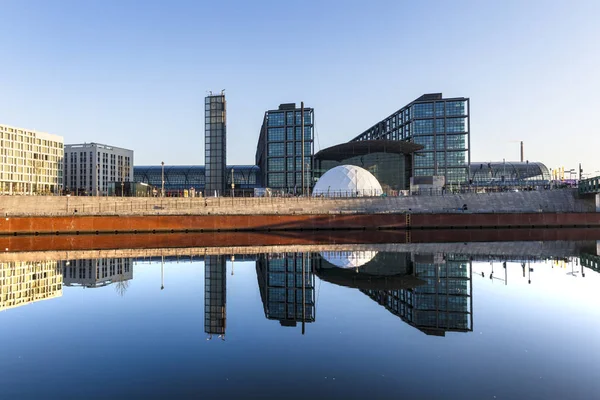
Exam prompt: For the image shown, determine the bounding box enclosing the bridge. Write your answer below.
[579,176,600,194]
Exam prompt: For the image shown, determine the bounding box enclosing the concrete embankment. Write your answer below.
[0,189,597,234]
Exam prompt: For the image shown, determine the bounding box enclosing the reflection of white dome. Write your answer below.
[320,251,378,269]
[312,165,383,197]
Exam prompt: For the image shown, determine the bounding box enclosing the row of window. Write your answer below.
[267,126,312,141]
[267,110,313,127]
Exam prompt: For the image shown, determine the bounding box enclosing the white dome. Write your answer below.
[320,251,378,269]
[312,165,383,197]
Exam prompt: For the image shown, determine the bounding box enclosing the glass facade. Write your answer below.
[315,152,410,192]
[470,161,551,187]
[256,104,314,193]
[205,94,226,196]
[256,253,315,327]
[351,94,470,186]
[361,254,472,336]
[134,165,260,195]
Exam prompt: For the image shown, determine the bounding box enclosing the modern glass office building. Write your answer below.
[255,103,314,193]
[205,93,227,196]
[351,93,470,186]
[314,140,423,191]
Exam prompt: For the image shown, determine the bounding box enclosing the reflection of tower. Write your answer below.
[362,253,473,336]
[204,256,226,339]
[256,253,315,328]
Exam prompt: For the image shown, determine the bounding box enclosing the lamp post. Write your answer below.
[161,161,165,197]
[231,167,235,198]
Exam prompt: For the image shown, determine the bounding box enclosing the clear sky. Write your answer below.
[1,0,599,175]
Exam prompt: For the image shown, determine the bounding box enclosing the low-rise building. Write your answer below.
[64,143,133,195]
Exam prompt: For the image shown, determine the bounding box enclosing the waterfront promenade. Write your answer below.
[0,189,598,234]
[0,188,594,216]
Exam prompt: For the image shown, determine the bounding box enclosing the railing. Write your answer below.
[579,176,600,194]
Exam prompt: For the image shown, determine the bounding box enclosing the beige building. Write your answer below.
[0,123,64,195]
[0,260,63,312]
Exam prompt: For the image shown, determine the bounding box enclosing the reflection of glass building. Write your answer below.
[470,161,551,187]
[134,165,260,195]
[205,256,226,337]
[61,258,133,288]
[256,253,315,327]
[351,93,470,185]
[255,104,314,193]
[362,253,472,336]
[0,261,63,311]
[205,93,227,196]
[314,141,423,191]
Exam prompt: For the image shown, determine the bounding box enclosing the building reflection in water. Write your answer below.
[359,253,473,336]
[205,256,227,340]
[0,261,63,312]
[256,253,315,331]
[61,258,133,291]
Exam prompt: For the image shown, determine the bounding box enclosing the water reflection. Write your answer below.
[0,260,63,311]
[205,255,227,340]
[61,258,133,292]
[0,245,596,335]
[256,253,315,332]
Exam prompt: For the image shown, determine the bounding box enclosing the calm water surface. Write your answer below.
[1,243,599,399]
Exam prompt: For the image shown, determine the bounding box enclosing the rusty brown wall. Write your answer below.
[2,212,600,235]
[0,213,407,234]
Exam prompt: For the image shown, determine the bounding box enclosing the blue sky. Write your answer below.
[1,0,599,175]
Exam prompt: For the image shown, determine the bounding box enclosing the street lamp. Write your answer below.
[161,161,165,197]
[231,167,235,198]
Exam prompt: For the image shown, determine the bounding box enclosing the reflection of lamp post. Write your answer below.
[161,255,164,290]
[161,161,165,197]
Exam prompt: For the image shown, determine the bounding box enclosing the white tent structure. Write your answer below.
[320,251,378,269]
[312,165,383,197]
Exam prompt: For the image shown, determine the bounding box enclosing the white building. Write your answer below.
[0,123,64,195]
[64,143,133,195]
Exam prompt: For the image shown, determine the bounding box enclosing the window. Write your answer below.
[268,158,284,172]
[268,143,284,156]
[267,127,285,141]
[413,103,434,118]
[446,101,465,116]
[267,112,285,126]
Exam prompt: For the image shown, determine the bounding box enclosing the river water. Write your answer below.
[1,240,599,399]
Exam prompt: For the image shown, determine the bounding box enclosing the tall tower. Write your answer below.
[205,92,226,196]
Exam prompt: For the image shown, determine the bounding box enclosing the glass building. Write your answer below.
[470,161,551,188]
[351,93,470,186]
[255,103,314,193]
[361,253,473,336]
[134,165,260,196]
[205,93,226,196]
[256,253,315,328]
[314,140,423,191]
